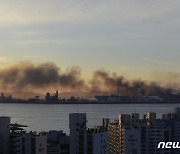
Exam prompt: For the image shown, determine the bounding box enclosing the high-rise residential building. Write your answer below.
[171,121,180,154]
[140,124,171,154]
[87,127,108,154]
[10,132,47,154]
[109,113,141,154]
[108,121,120,154]
[33,132,47,154]
[162,107,180,154]
[47,130,69,154]
[119,128,141,154]
[0,117,10,154]
[69,113,108,154]
[10,124,47,154]
[0,118,46,154]
[10,132,32,154]
[108,112,172,154]
[69,113,87,154]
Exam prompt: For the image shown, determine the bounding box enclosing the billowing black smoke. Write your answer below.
[90,70,179,100]
[0,61,85,90]
[0,61,179,99]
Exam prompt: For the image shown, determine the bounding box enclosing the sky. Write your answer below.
[0,0,180,81]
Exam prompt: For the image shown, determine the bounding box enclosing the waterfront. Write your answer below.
[0,103,180,134]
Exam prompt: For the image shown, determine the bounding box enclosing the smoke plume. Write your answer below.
[0,61,179,99]
[90,70,175,98]
[0,61,85,91]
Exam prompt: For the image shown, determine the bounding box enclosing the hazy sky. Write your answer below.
[0,0,180,80]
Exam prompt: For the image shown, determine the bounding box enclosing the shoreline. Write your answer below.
[0,101,180,105]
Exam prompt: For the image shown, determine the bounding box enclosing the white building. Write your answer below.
[119,114,141,154]
[87,127,108,154]
[35,132,47,154]
[121,128,141,154]
[69,113,108,154]
[0,117,10,154]
[93,131,108,154]
[108,112,171,154]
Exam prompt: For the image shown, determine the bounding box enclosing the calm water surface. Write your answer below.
[0,103,179,134]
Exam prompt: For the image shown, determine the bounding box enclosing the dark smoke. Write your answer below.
[90,70,179,99]
[0,61,85,90]
[90,70,129,95]
[0,61,179,99]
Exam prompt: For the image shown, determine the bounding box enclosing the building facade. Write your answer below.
[108,112,172,154]
[0,117,10,154]
[69,113,87,154]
